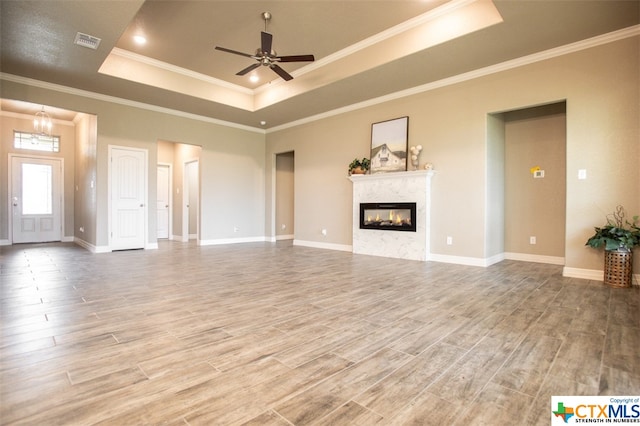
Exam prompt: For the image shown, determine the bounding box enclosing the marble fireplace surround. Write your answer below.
[349,170,434,261]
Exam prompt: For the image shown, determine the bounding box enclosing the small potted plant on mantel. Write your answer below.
[586,205,640,288]
[349,157,370,175]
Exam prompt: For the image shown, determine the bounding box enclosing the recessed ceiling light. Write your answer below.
[260,121,266,126]
[133,35,147,45]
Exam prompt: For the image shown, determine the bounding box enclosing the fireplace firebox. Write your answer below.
[359,202,417,232]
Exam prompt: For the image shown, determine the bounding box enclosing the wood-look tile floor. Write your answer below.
[1,241,639,425]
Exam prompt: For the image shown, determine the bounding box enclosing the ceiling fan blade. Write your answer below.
[236,63,261,76]
[215,46,254,58]
[261,31,273,54]
[277,55,315,63]
[270,64,293,81]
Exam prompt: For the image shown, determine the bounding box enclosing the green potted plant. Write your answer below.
[349,157,370,175]
[586,205,640,288]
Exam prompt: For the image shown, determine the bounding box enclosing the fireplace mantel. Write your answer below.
[348,169,434,183]
[349,170,434,261]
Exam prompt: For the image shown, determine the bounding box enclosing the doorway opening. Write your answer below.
[488,101,567,264]
[157,164,172,239]
[157,140,201,244]
[274,151,294,241]
[183,159,199,242]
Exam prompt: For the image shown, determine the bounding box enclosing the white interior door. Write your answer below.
[182,160,199,241]
[11,156,62,243]
[110,146,147,250]
[157,164,170,239]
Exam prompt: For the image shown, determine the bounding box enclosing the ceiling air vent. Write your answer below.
[74,32,101,50]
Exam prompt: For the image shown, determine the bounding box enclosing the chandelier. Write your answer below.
[33,106,52,136]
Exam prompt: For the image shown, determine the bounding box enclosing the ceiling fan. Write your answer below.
[215,12,315,81]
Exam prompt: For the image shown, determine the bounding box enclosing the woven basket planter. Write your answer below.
[604,249,633,288]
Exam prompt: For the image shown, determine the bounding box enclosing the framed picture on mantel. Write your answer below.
[370,116,408,174]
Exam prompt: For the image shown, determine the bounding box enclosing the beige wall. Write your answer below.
[486,112,505,259]
[504,103,566,257]
[73,113,98,246]
[1,80,265,249]
[275,151,295,238]
[265,36,640,274]
[0,112,76,241]
[1,35,638,277]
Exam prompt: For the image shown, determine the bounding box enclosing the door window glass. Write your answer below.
[22,163,53,214]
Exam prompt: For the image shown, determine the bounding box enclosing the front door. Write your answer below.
[109,146,147,250]
[11,156,63,243]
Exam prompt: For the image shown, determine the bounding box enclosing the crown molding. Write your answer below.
[0,72,265,134]
[109,48,254,95]
[0,109,75,127]
[268,25,640,133]
[2,25,637,136]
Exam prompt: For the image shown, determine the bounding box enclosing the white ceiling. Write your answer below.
[1,1,638,129]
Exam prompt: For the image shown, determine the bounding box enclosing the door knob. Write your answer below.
[140,204,144,207]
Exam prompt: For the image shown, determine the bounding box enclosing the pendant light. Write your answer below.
[33,106,52,136]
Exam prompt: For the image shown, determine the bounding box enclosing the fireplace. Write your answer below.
[360,202,417,232]
[350,171,433,261]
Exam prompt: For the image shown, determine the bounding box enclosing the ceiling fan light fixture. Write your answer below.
[249,74,259,83]
[33,106,52,136]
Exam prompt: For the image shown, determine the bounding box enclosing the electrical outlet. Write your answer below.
[446,236,453,245]
[321,229,327,236]
[281,224,286,230]
[530,236,536,245]
[234,226,239,233]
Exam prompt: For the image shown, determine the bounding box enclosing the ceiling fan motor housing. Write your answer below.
[215,12,314,81]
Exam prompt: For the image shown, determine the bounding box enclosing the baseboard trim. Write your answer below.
[293,239,352,252]
[146,242,159,250]
[74,237,111,253]
[504,252,565,265]
[429,254,492,267]
[562,267,602,281]
[485,253,505,267]
[0,239,10,246]
[276,234,294,241]
[562,267,640,287]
